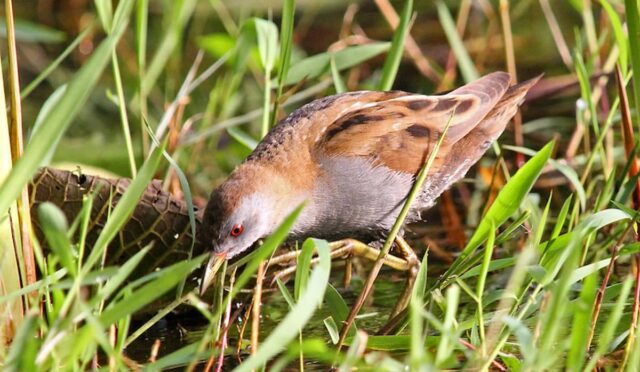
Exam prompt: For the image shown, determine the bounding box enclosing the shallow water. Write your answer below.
[124,267,411,369]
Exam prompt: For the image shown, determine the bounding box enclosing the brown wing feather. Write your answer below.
[317,72,513,174]
[416,75,543,210]
[439,75,543,177]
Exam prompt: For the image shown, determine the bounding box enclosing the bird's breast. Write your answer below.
[290,156,414,240]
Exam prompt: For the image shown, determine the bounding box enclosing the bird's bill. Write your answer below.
[199,252,227,296]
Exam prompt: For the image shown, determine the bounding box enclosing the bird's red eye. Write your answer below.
[230,224,244,237]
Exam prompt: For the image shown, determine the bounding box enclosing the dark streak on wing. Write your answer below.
[405,124,430,138]
[323,103,410,143]
[324,113,384,140]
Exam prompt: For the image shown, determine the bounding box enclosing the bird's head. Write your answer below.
[204,189,275,258]
[199,167,284,295]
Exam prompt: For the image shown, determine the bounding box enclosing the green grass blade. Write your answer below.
[99,255,205,325]
[541,209,631,284]
[226,126,258,150]
[410,252,431,368]
[4,313,38,372]
[136,0,149,154]
[254,18,279,72]
[566,272,597,370]
[460,257,515,279]
[435,285,460,366]
[141,0,197,96]
[600,0,628,74]
[275,0,294,88]
[594,165,617,211]
[94,246,150,304]
[503,315,535,364]
[476,222,495,351]
[144,343,205,371]
[282,43,390,86]
[550,194,573,240]
[82,144,164,274]
[254,18,279,137]
[36,203,74,276]
[446,141,554,278]
[324,284,356,339]
[495,210,531,245]
[234,238,331,372]
[30,85,66,165]
[624,0,640,124]
[323,317,340,344]
[330,57,347,94]
[21,23,95,99]
[111,54,137,177]
[585,276,634,371]
[536,231,581,368]
[0,19,65,43]
[276,278,296,308]
[295,238,325,300]
[627,314,640,371]
[144,126,197,298]
[436,1,478,83]
[504,145,586,210]
[270,0,295,125]
[94,0,114,30]
[378,0,413,90]
[136,0,148,71]
[340,331,367,371]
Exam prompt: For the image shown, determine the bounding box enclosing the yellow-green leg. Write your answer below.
[268,238,412,284]
[388,236,421,319]
[265,236,421,321]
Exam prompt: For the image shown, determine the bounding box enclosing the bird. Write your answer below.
[199,71,540,294]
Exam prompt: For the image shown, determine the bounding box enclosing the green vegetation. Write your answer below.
[2,0,640,370]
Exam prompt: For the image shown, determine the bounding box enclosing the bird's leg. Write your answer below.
[342,257,353,288]
[268,238,412,284]
[394,235,420,266]
[388,236,421,319]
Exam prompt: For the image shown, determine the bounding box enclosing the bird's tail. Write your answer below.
[450,74,542,164]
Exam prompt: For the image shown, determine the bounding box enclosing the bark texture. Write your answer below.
[30,167,206,277]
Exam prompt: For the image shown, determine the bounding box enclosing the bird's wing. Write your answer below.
[315,72,513,174]
[413,75,543,210]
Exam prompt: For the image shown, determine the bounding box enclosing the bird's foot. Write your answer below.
[267,237,421,329]
[387,236,421,319]
[267,238,413,285]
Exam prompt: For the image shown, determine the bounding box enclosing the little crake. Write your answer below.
[200,72,540,294]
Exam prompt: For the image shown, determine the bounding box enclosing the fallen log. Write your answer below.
[30,167,207,278]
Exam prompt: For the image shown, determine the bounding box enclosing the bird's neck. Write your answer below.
[234,161,312,232]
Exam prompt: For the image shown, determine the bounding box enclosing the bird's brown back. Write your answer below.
[245,72,538,199]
